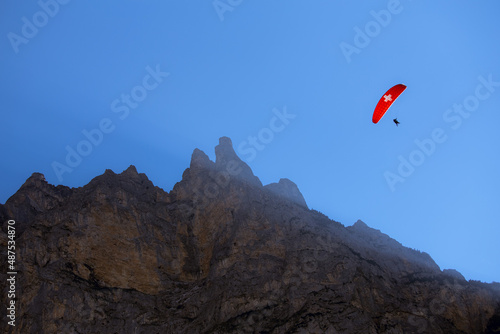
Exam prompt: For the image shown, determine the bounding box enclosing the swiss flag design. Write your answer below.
[372,84,407,123]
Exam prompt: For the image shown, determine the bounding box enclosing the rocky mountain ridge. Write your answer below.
[1,136,499,333]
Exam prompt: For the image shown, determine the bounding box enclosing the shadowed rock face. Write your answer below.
[1,137,499,333]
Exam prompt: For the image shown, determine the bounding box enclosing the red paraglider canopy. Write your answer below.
[372,84,407,124]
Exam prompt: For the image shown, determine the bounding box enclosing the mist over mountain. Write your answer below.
[1,137,499,333]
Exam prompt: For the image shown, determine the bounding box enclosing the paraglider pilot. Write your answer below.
[372,84,406,124]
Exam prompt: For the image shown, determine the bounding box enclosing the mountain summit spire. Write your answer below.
[214,136,262,186]
[214,136,238,165]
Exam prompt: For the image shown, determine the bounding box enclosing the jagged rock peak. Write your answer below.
[86,166,156,195]
[214,136,262,186]
[353,219,369,229]
[103,169,116,176]
[29,172,46,181]
[349,219,376,234]
[190,148,214,170]
[215,136,239,166]
[21,172,47,188]
[264,178,307,208]
[123,165,138,175]
[174,137,262,199]
[119,165,151,183]
[349,219,392,239]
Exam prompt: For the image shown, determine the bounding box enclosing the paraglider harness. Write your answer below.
[393,118,400,126]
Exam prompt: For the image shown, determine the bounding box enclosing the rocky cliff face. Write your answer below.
[1,137,499,333]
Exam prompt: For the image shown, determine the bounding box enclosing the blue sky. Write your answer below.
[1,1,499,282]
